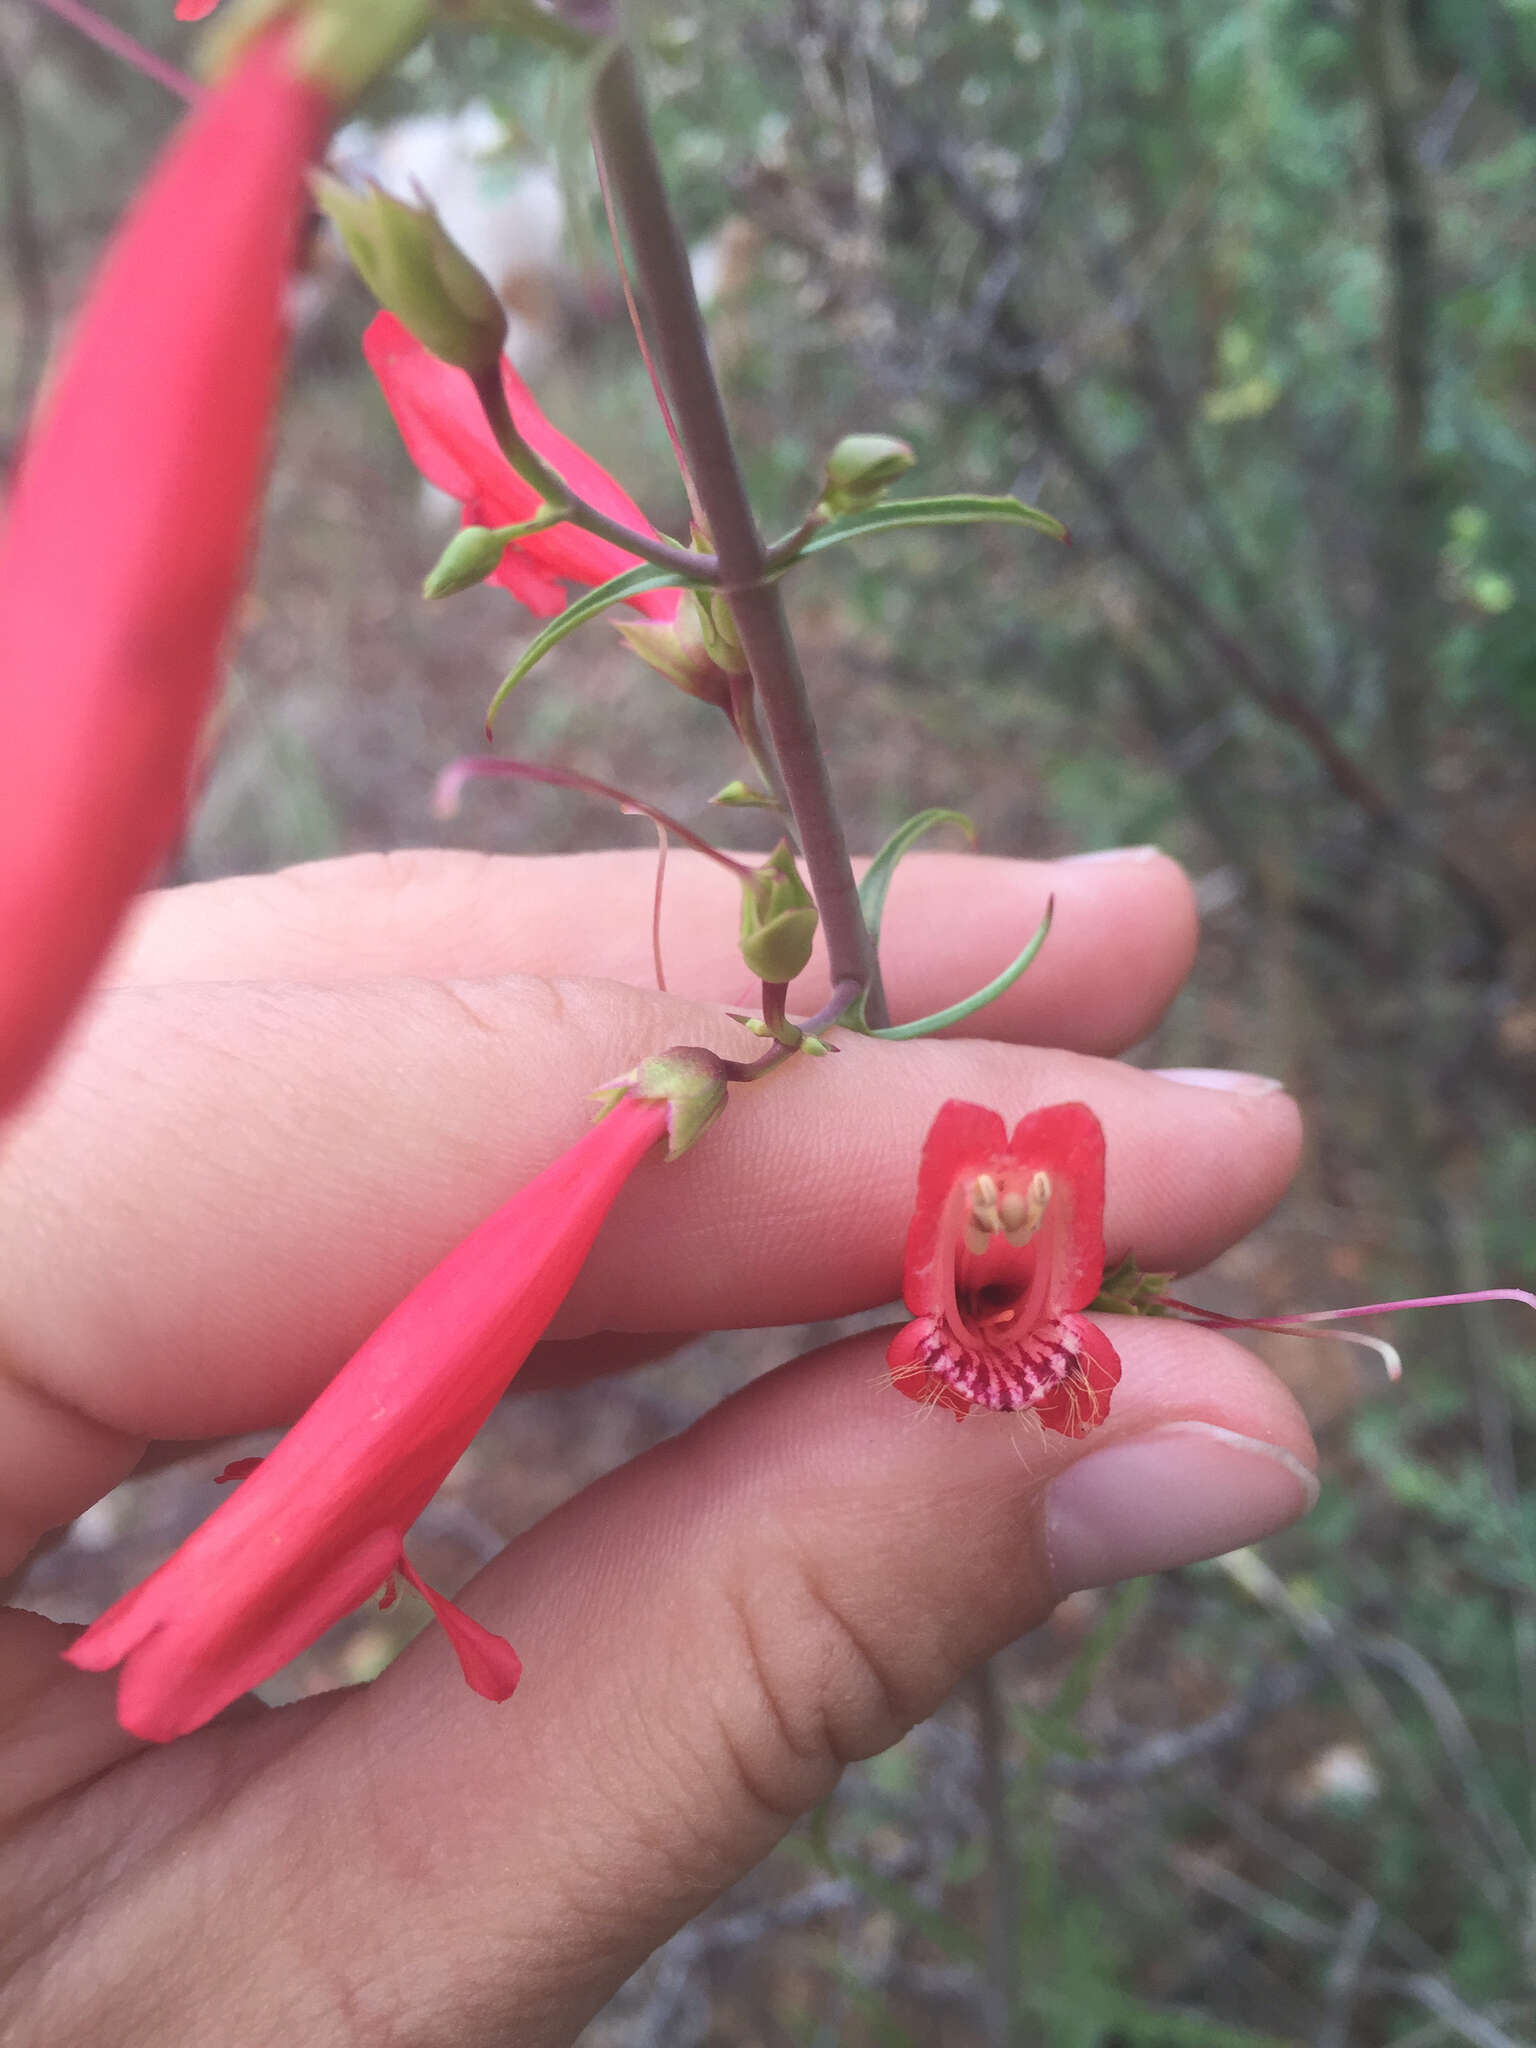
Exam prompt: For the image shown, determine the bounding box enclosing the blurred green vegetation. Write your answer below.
[5,0,1535,2040]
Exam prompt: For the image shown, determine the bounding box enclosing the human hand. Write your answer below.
[0,845,1315,2047]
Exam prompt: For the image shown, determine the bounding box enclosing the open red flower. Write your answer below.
[0,29,329,1120]
[65,1094,671,1743]
[887,1100,1121,1435]
[363,310,680,622]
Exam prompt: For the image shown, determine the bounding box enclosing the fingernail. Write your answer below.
[1154,1066,1284,1095]
[1060,844,1160,866]
[1045,1422,1318,1598]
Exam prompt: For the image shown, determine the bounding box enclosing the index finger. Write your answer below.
[108,844,1195,1056]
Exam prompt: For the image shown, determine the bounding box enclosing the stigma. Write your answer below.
[964,1168,1051,1257]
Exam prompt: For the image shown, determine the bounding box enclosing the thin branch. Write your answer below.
[889,106,1510,953]
[966,1662,1020,2047]
[23,0,200,102]
[1045,1656,1321,1787]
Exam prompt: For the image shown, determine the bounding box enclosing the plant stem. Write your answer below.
[472,367,717,585]
[588,43,886,1026]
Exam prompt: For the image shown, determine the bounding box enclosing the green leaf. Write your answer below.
[840,808,975,1029]
[795,491,1068,562]
[870,897,1054,1040]
[484,564,702,731]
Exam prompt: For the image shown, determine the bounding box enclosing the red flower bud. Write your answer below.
[0,29,330,1117]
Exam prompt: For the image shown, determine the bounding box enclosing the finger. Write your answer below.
[0,970,1298,1564]
[27,1319,1315,2044]
[108,844,1196,1054]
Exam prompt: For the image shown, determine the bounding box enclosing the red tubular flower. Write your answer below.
[0,30,330,1120]
[65,1095,671,1742]
[887,1100,1121,1435]
[363,310,680,621]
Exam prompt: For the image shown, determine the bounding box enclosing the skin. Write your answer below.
[0,845,1315,2048]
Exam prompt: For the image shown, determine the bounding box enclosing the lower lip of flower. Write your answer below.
[895,1307,1089,1414]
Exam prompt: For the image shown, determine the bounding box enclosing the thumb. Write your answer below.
[220,1316,1317,2046]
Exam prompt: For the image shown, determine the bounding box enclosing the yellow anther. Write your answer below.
[973,1172,1000,1207]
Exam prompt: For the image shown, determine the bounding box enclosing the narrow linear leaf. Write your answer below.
[840,807,975,1029]
[860,808,976,945]
[796,492,1067,561]
[484,563,701,732]
[870,897,1054,1040]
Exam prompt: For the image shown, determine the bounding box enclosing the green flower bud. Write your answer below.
[591,1045,729,1160]
[739,840,818,984]
[422,525,509,600]
[819,433,916,515]
[312,173,508,376]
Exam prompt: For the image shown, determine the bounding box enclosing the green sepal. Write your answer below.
[484,564,703,733]
[692,589,750,676]
[710,780,778,810]
[739,841,818,984]
[869,897,1054,1041]
[591,1046,729,1161]
[839,808,975,1030]
[794,492,1067,562]
[1089,1253,1176,1318]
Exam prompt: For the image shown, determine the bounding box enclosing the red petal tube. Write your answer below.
[0,31,330,1118]
[65,1096,670,1742]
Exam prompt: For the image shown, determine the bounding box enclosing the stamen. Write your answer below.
[968,1172,1001,1238]
[963,1219,994,1258]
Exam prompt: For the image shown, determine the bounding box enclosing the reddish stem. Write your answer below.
[25,0,202,103]
[435,755,754,880]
